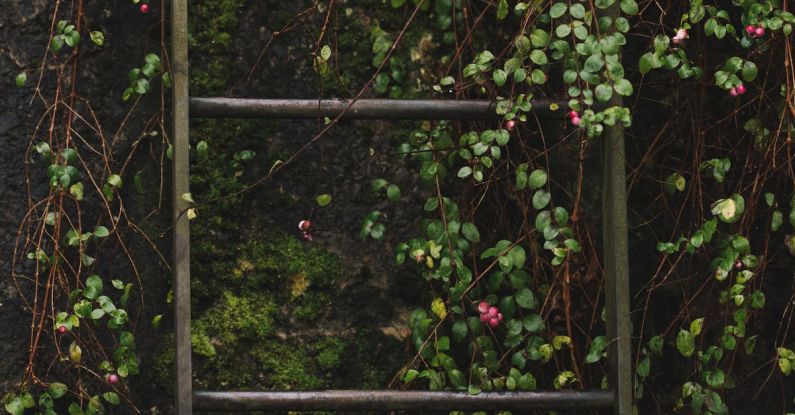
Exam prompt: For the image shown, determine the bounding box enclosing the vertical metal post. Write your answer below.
[171,0,192,413]
[601,3,632,415]
[601,32,632,415]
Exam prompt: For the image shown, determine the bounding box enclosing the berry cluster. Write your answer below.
[568,110,581,126]
[298,220,313,241]
[745,24,765,38]
[729,83,747,96]
[672,28,688,45]
[477,301,504,328]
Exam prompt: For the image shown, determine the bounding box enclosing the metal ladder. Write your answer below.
[170,0,632,413]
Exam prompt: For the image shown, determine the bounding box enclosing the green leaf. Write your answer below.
[107,174,122,188]
[85,274,103,299]
[452,320,468,342]
[741,61,758,82]
[462,223,480,242]
[676,329,695,357]
[532,190,551,209]
[496,0,509,19]
[584,54,605,72]
[530,29,550,47]
[620,0,638,15]
[90,31,104,46]
[639,52,661,74]
[493,69,507,86]
[15,72,27,88]
[637,355,651,377]
[648,335,664,355]
[550,2,568,18]
[93,226,110,238]
[613,79,633,96]
[386,185,401,202]
[772,210,784,231]
[690,317,704,336]
[102,392,120,405]
[569,3,585,19]
[70,182,84,201]
[523,314,544,333]
[528,169,547,189]
[515,288,537,309]
[529,49,548,65]
[555,24,571,38]
[595,83,613,102]
[90,308,105,320]
[48,382,68,399]
[316,194,332,207]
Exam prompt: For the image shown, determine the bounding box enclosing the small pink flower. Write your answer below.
[571,116,581,126]
[477,301,490,314]
[736,84,746,95]
[729,87,738,97]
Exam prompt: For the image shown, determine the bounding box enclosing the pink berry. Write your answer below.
[676,28,688,40]
[568,110,578,119]
[488,317,500,328]
[745,25,755,36]
[672,37,680,45]
[302,232,313,241]
[734,260,743,270]
[729,87,738,97]
[571,116,581,126]
[140,3,150,13]
[488,306,499,317]
[497,313,504,321]
[504,120,516,131]
[477,301,490,314]
[57,326,67,334]
[755,27,765,37]
[107,374,119,385]
[736,84,746,95]
[480,313,490,323]
[298,220,311,231]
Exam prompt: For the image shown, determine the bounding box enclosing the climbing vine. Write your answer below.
[5,0,795,414]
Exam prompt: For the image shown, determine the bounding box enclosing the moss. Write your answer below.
[293,292,331,321]
[250,342,324,389]
[315,337,346,372]
[191,291,277,357]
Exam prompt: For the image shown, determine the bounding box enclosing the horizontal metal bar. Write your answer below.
[189,98,563,120]
[193,390,614,412]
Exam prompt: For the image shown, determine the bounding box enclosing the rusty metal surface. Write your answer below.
[171,0,192,413]
[193,390,615,412]
[189,97,564,120]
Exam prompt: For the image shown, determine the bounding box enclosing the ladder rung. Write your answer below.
[189,97,563,120]
[192,390,615,412]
